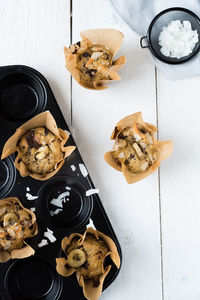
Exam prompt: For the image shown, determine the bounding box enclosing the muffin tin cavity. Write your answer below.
[4,257,62,300]
[37,176,93,230]
[0,65,121,300]
[0,72,46,123]
[0,155,16,198]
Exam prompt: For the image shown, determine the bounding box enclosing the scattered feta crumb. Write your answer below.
[86,218,96,230]
[65,130,71,136]
[50,208,63,216]
[86,189,99,196]
[44,228,56,243]
[118,152,124,158]
[159,20,199,59]
[71,165,76,171]
[91,52,102,59]
[26,193,38,201]
[65,186,71,190]
[50,191,70,208]
[38,239,48,248]
[26,187,30,192]
[30,207,36,212]
[79,164,88,177]
[46,227,53,234]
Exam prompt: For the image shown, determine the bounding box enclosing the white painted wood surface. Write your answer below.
[0,0,199,299]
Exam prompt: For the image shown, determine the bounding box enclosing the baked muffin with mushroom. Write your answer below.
[1,111,76,181]
[105,112,173,184]
[0,197,37,262]
[64,28,126,90]
[56,228,120,300]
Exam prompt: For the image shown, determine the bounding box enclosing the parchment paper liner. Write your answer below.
[0,197,38,263]
[56,227,120,300]
[104,112,173,184]
[1,111,76,181]
[64,28,126,90]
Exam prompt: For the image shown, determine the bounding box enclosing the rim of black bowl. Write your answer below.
[146,7,200,64]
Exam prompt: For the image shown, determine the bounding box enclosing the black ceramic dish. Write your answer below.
[140,7,200,64]
[0,65,122,300]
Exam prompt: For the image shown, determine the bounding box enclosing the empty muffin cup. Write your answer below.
[0,154,16,198]
[0,72,46,123]
[36,176,93,230]
[3,256,62,300]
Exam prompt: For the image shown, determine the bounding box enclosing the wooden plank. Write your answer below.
[72,1,162,299]
[157,71,200,300]
[0,0,71,125]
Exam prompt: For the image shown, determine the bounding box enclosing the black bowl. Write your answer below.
[140,7,200,64]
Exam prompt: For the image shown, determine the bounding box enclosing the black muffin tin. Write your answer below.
[0,65,122,300]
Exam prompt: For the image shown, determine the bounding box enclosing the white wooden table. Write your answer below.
[1,1,200,299]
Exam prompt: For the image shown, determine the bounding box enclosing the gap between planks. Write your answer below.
[68,4,164,297]
[70,0,73,127]
[155,67,164,300]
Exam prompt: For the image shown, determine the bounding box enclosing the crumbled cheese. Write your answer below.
[26,187,30,192]
[86,218,96,230]
[146,132,153,144]
[50,191,70,208]
[133,143,143,157]
[79,164,88,177]
[134,134,141,142]
[30,207,36,212]
[140,162,149,171]
[65,130,71,136]
[91,52,102,60]
[118,152,124,158]
[50,208,62,216]
[86,189,99,196]
[38,239,48,248]
[65,186,71,191]
[26,193,38,201]
[71,165,76,171]
[159,20,199,59]
[44,228,56,243]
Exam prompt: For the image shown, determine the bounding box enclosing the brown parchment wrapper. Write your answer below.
[1,111,76,181]
[0,197,38,263]
[56,227,120,300]
[104,112,173,184]
[64,28,126,90]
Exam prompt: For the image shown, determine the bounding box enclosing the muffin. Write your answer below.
[0,197,38,262]
[64,28,126,90]
[105,112,173,184]
[1,111,76,181]
[56,228,120,300]
[18,127,64,175]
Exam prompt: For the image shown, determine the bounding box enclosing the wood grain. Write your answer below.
[0,0,71,127]
[72,1,163,299]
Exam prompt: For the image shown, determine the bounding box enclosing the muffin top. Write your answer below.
[73,43,113,88]
[18,127,64,175]
[66,234,109,287]
[112,123,158,173]
[0,203,35,251]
